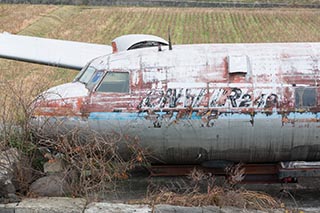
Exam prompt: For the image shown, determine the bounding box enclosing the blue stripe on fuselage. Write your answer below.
[89,112,147,121]
[88,111,320,121]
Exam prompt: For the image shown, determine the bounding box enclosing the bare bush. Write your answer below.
[0,66,56,147]
[0,66,70,198]
[35,127,150,198]
[225,163,246,186]
[0,65,152,199]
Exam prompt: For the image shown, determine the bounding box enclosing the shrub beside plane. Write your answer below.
[1,32,320,179]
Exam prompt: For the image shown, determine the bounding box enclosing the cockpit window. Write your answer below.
[78,67,96,84]
[97,72,129,93]
[74,62,90,82]
[86,70,104,91]
[128,41,168,50]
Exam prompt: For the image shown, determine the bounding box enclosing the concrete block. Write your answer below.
[0,203,18,213]
[15,197,86,213]
[154,204,204,213]
[298,208,320,213]
[84,202,150,213]
[154,205,274,213]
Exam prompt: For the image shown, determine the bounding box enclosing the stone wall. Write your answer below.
[0,0,319,8]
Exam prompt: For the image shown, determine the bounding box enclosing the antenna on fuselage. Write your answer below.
[168,27,172,51]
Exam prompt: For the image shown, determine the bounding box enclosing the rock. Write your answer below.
[0,148,20,201]
[29,174,71,197]
[15,197,86,213]
[7,193,20,203]
[43,159,66,174]
[85,202,151,213]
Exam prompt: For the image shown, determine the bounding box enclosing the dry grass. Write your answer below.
[145,188,279,210]
[0,65,58,199]
[0,5,320,44]
[135,168,280,210]
[2,5,320,43]
[44,7,320,44]
[0,4,57,34]
[0,63,74,129]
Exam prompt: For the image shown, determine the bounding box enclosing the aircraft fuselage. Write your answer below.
[32,42,320,164]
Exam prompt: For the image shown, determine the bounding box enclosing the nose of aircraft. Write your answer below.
[31,82,89,119]
[30,82,89,135]
[40,82,89,101]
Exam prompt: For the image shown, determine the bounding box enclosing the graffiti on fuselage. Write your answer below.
[138,87,279,109]
[138,88,206,109]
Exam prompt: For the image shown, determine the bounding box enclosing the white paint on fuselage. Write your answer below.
[40,82,88,100]
[88,42,320,86]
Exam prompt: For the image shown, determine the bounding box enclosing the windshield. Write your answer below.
[77,66,96,85]
[86,70,104,91]
[73,64,105,91]
[73,62,89,82]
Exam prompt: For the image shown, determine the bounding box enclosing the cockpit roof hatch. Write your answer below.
[111,34,169,53]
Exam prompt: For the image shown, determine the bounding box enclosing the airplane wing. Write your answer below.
[0,32,112,70]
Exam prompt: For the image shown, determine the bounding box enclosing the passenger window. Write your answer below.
[295,87,316,108]
[97,72,129,93]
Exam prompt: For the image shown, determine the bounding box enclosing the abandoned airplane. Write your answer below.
[0,32,320,170]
